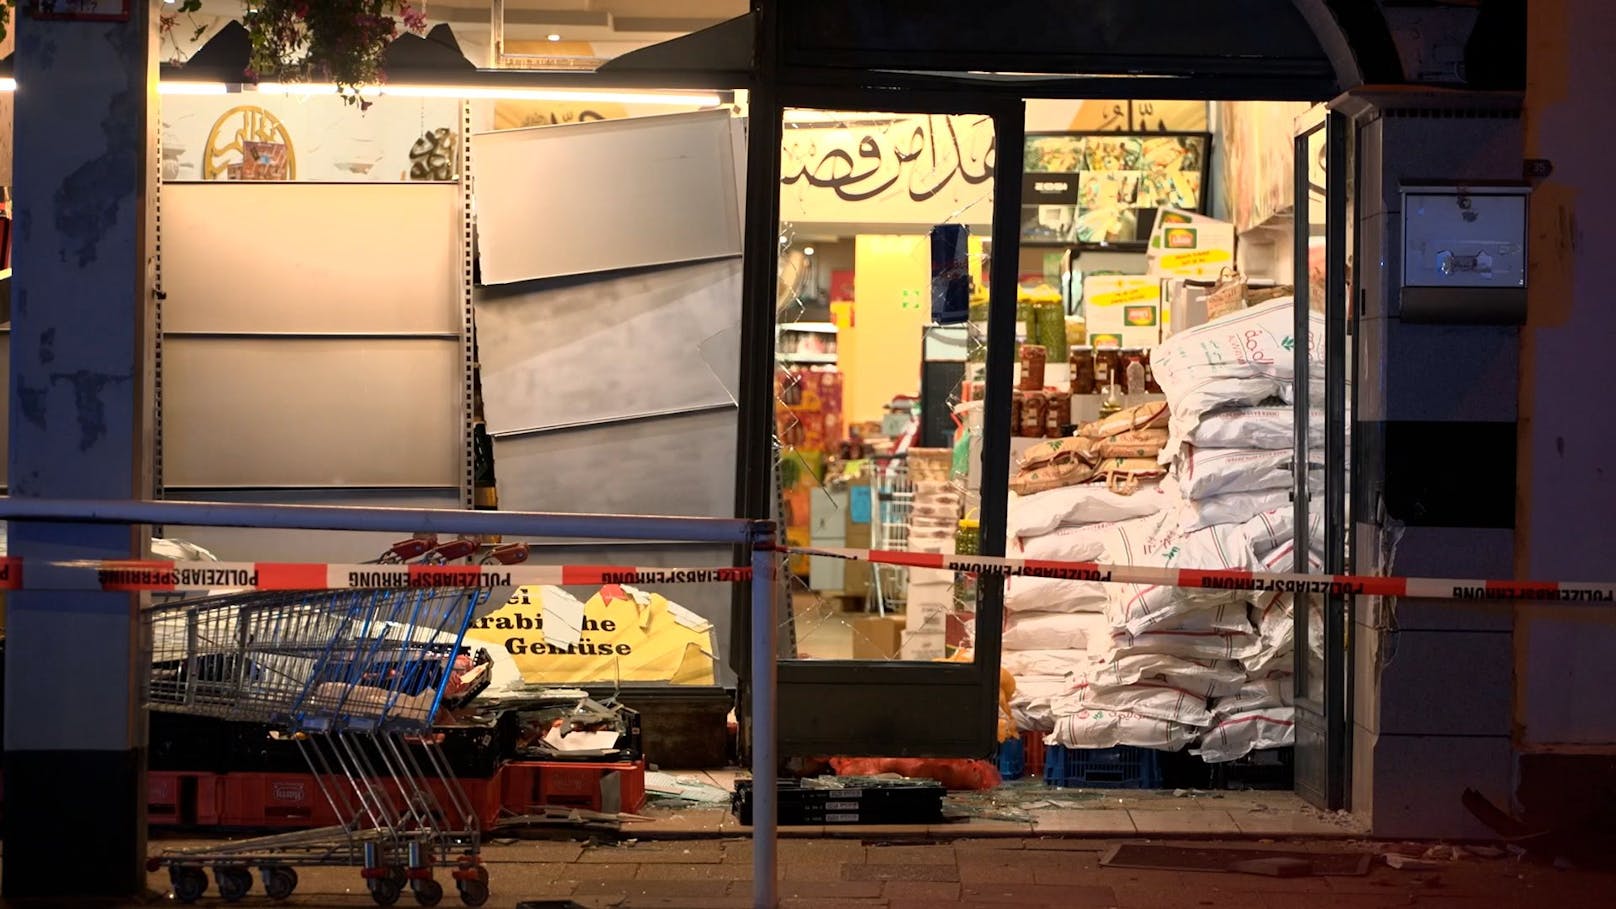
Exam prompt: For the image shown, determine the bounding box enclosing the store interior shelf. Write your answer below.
[778,352,838,364]
[777,321,839,334]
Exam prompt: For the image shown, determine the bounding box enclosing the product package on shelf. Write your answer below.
[900,449,963,661]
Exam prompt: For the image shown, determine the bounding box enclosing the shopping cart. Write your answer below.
[145,537,527,907]
[870,457,914,615]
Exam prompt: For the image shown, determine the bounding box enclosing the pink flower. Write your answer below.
[400,1,428,33]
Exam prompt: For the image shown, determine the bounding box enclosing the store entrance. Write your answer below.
[739,0,1387,815]
[761,92,1356,811]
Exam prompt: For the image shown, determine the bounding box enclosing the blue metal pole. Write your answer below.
[0,497,759,544]
[750,542,778,909]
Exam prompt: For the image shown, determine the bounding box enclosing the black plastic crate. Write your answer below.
[1207,747,1294,791]
[732,778,945,826]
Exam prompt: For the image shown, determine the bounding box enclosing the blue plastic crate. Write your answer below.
[994,737,1027,780]
[1043,744,1163,789]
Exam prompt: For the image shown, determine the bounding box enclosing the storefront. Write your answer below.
[733,0,1533,842]
[0,5,1556,899]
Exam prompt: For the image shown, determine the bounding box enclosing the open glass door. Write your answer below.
[767,94,1024,757]
[1291,106,1353,809]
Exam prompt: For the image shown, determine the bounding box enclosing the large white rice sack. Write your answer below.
[1180,405,1325,453]
[1243,507,1326,558]
[1212,678,1294,720]
[1006,484,1173,542]
[1105,627,1266,662]
[1053,680,1215,728]
[1194,706,1297,763]
[1011,674,1079,732]
[1151,298,1324,453]
[1048,707,1201,751]
[1002,610,1112,651]
[1087,653,1249,699]
[1176,447,1320,501]
[1101,508,1260,635]
[1000,649,1097,677]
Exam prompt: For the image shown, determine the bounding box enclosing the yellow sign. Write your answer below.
[1158,248,1234,272]
[1089,285,1160,308]
[465,585,716,686]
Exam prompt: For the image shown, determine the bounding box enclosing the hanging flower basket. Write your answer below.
[5,1,425,102]
[162,0,427,103]
[246,0,427,100]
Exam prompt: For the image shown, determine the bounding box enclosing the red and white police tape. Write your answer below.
[787,546,1616,604]
[0,558,752,592]
[0,548,1609,603]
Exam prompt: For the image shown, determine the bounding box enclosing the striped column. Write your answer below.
[1342,92,1524,839]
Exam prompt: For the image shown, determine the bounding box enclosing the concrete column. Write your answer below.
[1513,0,1616,830]
[1342,91,1525,839]
[3,7,157,900]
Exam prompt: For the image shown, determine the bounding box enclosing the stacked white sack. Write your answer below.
[1149,297,1337,761]
[1039,300,1320,757]
[1045,502,1263,751]
[1150,296,1324,464]
[1000,480,1172,732]
[904,478,960,660]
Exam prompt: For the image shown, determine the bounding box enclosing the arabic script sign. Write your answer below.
[779,113,997,226]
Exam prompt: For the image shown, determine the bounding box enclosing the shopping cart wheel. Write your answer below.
[411,877,444,907]
[369,875,404,907]
[455,866,489,907]
[215,867,252,903]
[170,867,208,904]
[262,865,298,901]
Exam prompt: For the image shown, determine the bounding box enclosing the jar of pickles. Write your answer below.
[955,518,981,556]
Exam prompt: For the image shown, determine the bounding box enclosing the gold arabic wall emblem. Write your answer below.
[205,106,296,181]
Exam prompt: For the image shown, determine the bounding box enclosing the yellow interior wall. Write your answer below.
[845,233,988,427]
[848,235,928,425]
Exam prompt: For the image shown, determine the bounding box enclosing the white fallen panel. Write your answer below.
[475,258,741,436]
[473,110,742,284]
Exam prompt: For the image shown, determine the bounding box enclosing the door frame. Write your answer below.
[744,84,1026,758]
[734,0,1386,789]
[1291,104,1354,809]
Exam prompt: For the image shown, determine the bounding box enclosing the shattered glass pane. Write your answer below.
[773,108,998,664]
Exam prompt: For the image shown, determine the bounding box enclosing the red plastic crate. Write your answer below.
[421,769,504,828]
[217,772,341,828]
[1021,731,1047,778]
[502,760,645,814]
[147,771,222,826]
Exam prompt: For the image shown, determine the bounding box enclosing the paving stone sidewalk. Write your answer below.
[125,835,1613,908]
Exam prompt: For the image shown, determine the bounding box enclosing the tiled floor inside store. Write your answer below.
[633,769,1361,839]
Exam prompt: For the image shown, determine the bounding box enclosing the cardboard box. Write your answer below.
[900,630,948,661]
[1146,208,1235,280]
[1082,274,1161,348]
[851,615,905,660]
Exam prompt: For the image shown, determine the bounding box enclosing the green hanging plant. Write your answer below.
[240,0,428,103]
[7,4,425,103]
